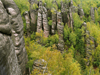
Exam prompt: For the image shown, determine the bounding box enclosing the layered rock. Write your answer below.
[37,0,43,33]
[78,5,84,19]
[67,0,74,29]
[0,0,22,75]
[52,8,57,34]
[24,11,31,36]
[29,0,38,32]
[90,7,95,22]
[69,0,77,13]
[57,12,64,52]
[85,31,95,66]
[43,7,49,37]
[37,1,49,37]
[33,59,49,74]
[82,22,95,66]
[61,1,67,25]
[1,0,29,74]
[67,7,73,29]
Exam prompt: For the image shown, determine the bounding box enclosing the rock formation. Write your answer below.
[37,0,43,33]
[52,8,57,34]
[67,0,74,29]
[29,0,38,32]
[90,7,95,22]
[37,1,49,37]
[33,59,48,74]
[43,6,49,37]
[24,11,31,36]
[61,1,67,25]
[78,5,84,19]
[0,0,22,75]
[1,0,29,74]
[82,22,95,66]
[57,12,64,52]
[67,7,73,29]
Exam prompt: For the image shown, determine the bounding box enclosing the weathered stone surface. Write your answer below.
[78,5,84,19]
[52,8,57,34]
[37,1,43,33]
[1,0,29,74]
[24,11,31,36]
[37,1,49,37]
[43,7,49,37]
[0,0,22,75]
[29,0,38,32]
[67,7,73,29]
[61,1,68,25]
[57,12,64,52]
[90,7,95,22]
[82,22,95,66]
[33,59,51,75]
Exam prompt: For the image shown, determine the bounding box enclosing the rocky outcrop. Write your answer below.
[61,1,67,25]
[1,0,29,74]
[90,7,95,22]
[29,0,38,32]
[37,0,43,33]
[78,5,84,19]
[33,59,48,74]
[67,0,74,29]
[82,22,95,66]
[57,12,64,52]
[24,11,31,36]
[52,8,57,34]
[85,31,95,66]
[67,7,73,29]
[37,1,49,37]
[43,7,49,37]
[0,0,22,75]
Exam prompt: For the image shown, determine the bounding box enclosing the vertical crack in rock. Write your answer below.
[57,12,64,52]
[37,1,49,37]
[0,0,22,75]
[1,0,29,74]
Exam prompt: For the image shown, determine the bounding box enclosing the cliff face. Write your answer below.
[0,0,21,75]
[0,0,28,75]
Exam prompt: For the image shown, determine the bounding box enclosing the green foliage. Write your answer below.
[36,31,59,47]
[30,32,36,40]
[94,9,99,24]
[87,22,100,68]
[48,20,52,26]
[64,24,71,47]
[14,0,100,74]
[69,32,76,46]
[14,0,30,33]
[32,3,38,10]
[14,0,30,15]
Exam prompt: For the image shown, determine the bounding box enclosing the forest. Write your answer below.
[13,0,100,75]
